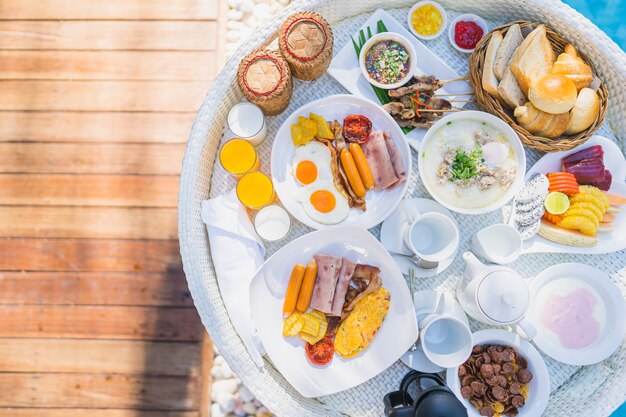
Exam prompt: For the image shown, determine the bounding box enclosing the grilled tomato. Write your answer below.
[305,336,334,365]
[343,114,372,143]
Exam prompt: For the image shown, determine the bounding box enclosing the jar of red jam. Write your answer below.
[449,14,487,52]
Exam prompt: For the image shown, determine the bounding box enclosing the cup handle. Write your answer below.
[515,317,537,340]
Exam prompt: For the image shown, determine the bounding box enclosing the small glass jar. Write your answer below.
[254,205,291,242]
[227,102,267,146]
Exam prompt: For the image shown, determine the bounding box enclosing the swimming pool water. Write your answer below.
[562,0,626,50]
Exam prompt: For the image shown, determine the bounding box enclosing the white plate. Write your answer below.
[380,197,459,277]
[529,263,626,366]
[271,94,411,230]
[249,226,418,398]
[401,290,469,373]
[523,135,626,254]
[327,8,473,150]
[447,329,550,417]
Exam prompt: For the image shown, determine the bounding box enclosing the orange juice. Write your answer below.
[236,171,276,209]
[219,138,259,177]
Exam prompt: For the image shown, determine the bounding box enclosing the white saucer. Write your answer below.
[380,198,459,277]
[401,290,470,372]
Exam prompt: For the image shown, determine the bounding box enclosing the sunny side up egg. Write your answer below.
[291,141,334,186]
[296,180,350,225]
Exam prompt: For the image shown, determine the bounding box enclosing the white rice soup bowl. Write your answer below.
[418,111,526,215]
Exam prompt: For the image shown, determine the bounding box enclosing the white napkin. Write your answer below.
[201,189,266,368]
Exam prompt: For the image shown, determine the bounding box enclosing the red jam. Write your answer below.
[454,21,484,50]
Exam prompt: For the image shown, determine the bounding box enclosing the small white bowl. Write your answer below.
[418,111,526,215]
[446,329,550,417]
[359,32,417,90]
[448,13,488,53]
[407,1,448,40]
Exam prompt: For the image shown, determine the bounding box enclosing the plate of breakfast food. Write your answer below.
[327,8,474,149]
[249,226,418,398]
[271,94,411,230]
[529,263,626,366]
[446,329,550,417]
[513,136,626,253]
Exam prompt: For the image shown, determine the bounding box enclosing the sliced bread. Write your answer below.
[498,68,527,108]
[493,24,523,80]
[509,25,556,95]
[482,30,503,100]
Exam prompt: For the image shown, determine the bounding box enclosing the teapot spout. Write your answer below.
[463,251,486,280]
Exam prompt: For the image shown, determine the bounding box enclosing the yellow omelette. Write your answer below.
[334,287,390,358]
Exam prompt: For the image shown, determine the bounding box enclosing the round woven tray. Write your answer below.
[179,1,626,416]
[469,20,609,153]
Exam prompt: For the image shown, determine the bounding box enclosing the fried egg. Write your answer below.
[291,141,333,186]
[335,287,390,358]
[481,141,509,168]
[296,180,350,224]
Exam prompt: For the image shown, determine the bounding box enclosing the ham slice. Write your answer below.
[361,131,399,191]
[329,258,356,316]
[309,254,342,314]
[383,131,406,185]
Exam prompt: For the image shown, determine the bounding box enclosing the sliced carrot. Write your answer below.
[605,192,626,206]
[601,213,617,223]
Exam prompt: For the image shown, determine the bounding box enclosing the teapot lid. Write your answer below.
[415,390,468,417]
[477,270,529,323]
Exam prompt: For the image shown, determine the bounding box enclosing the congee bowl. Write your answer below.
[418,110,526,215]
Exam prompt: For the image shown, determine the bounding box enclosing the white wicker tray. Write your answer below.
[178,1,626,416]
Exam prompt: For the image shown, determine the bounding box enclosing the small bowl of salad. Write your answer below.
[448,13,488,53]
[359,32,417,90]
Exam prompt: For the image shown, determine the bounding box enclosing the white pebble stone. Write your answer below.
[212,378,239,397]
[277,0,290,5]
[228,0,242,7]
[226,30,241,42]
[242,401,257,415]
[212,403,226,417]
[226,20,244,30]
[220,361,235,378]
[253,3,272,19]
[239,27,252,41]
[239,0,254,13]
[211,366,224,379]
[217,393,235,413]
[238,385,255,402]
[226,9,244,20]
[242,15,257,28]
[214,355,225,365]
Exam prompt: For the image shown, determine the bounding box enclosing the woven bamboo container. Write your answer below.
[237,48,293,115]
[469,20,609,153]
[278,11,334,80]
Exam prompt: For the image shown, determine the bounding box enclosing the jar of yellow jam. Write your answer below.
[408,1,447,40]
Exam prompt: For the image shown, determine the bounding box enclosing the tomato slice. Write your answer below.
[343,114,372,143]
[305,336,334,365]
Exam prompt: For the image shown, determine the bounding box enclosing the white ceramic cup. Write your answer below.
[402,203,459,263]
[420,294,472,368]
[471,223,523,264]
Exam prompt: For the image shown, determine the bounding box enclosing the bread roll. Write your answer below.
[528,73,577,114]
[565,87,600,134]
[482,31,503,99]
[514,102,568,138]
[551,44,593,90]
[509,25,556,95]
[493,24,523,81]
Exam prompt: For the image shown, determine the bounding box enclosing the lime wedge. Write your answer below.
[544,192,570,215]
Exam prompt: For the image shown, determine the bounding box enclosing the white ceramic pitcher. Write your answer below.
[457,252,537,339]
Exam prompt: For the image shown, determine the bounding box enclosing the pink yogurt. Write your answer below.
[540,288,601,349]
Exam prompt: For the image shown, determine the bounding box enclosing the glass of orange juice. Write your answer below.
[236,171,276,210]
[219,138,259,177]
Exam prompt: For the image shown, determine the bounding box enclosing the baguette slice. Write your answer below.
[510,25,556,95]
[482,31,503,100]
[498,68,527,108]
[494,24,523,80]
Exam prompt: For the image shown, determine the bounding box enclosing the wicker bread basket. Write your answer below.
[237,48,293,115]
[278,11,334,80]
[180,2,626,417]
[469,20,609,153]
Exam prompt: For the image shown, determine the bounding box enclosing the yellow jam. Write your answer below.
[411,4,443,36]
[219,138,259,177]
[236,171,276,209]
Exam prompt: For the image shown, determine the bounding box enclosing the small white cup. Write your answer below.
[471,223,522,264]
[402,203,459,263]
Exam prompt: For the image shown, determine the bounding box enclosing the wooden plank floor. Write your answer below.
[0,1,220,416]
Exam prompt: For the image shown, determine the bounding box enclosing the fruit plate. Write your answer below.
[327,8,473,151]
[271,94,411,230]
[522,135,626,254]
[249,226,418,398]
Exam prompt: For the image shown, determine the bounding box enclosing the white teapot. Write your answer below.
[457,252,536,339]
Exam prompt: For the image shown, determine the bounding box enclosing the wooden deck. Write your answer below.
[0,1,222,415]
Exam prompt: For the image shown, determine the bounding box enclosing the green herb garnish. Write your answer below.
[450,144,484,181]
